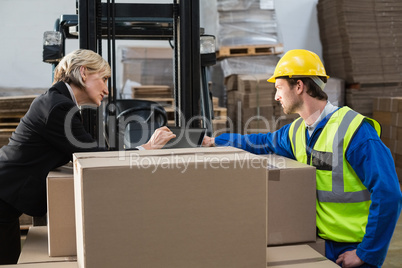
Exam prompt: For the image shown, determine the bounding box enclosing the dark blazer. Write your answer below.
[0,82,100,216]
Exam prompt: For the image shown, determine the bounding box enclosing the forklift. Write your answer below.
[42,0,217,151]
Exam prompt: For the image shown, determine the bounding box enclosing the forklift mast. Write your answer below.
[43,0,215,150]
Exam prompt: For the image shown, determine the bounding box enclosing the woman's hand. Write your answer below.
[202,136,215,147]
[142,126,176,150]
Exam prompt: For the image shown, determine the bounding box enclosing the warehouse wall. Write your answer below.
[0,0,321,92]
[275,0,321,57]
[0,0,76,90]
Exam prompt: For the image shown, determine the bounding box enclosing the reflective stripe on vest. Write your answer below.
[317,109,370,203]
[291,117,303,159]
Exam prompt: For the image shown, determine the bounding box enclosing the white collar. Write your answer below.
[65,82,78,106]
[305,101,338,132]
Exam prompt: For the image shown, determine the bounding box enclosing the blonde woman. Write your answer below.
[0,49,174,264]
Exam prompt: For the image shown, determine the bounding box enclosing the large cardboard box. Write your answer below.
[46,166,76,257]
[4,263,77,268]
[267,245,338,267]
[18,226,77,264]
[263,154,316,246]
[73,147,268,268]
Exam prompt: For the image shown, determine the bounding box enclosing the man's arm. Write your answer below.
[211,124,295,159]
[346,121,402,266]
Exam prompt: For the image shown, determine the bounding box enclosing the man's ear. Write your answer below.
[295,79,304,95]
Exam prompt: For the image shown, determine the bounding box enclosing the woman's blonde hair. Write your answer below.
[53,49,111,89]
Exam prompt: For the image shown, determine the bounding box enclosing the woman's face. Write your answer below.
[82,71,109,106]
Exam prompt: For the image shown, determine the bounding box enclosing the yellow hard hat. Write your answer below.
[267,49,329,83]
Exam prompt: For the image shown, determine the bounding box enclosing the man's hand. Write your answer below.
[142,126,176,150]
[336,249,364,268]
[202,136,215,147]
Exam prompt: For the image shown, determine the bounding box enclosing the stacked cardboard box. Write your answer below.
[318,0,402,84]
[121,47,173,98]
[226,74,276,134]
[347,83,402,117]
[43,148,322,266]
[215,55,279,121]
[317,0,402,116]
[46,167,76,257]
[121,46,227,134]
[218,62,344,133]
[263,154,316,246]
[373,96,402,181]
[210,98,229,136]
[225,74,298,134]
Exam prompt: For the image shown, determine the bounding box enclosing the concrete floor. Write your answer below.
[383,210,402,268]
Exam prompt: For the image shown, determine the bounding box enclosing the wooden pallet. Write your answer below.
[0,114,23,130]
[0,122,19,128]
[131,85,172,99]
[135,97,222,108]
[0,95,36,113]
[164,106,227,120]
[0,113,25,120]
[135,97,175,107]
[134,97,226,126]
[217,44,284,59]
[214,107,227,117]
[0,115,21,147]
[0,128,15,147]
[167,117,228,128]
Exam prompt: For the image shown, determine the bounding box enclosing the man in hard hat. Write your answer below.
[203,49,402,267]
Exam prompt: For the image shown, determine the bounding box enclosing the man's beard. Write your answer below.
[283,98,302,115]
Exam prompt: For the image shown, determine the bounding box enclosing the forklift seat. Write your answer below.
[106,99,168,149]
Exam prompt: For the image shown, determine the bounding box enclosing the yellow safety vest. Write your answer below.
[288,107,381,242]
